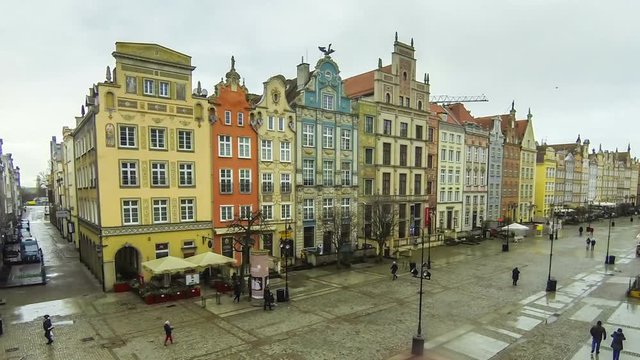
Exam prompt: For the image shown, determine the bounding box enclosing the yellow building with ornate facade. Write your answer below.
[75,43,212,291]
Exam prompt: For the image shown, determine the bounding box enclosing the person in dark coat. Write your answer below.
[589,320,607,354]
[591,238,596,250]
[43,314,54,345]
[390,261,398,280]
[163,320,174,346]
[611,328,626,360]
[233,280,241,303]
[263,286,273,311]
[579,226,584,236]
[512,267,520,286]
[586,237,591,249]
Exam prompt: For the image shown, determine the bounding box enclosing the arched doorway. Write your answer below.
[114,246,140,282]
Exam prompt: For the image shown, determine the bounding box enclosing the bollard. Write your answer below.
[216,292,221,305]
[201,295,206,308]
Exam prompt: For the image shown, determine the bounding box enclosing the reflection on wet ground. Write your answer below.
[11,298,80,323]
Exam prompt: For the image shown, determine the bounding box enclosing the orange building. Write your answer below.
[208,57,260,273]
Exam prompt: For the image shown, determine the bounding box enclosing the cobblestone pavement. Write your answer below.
[1,211,639,360]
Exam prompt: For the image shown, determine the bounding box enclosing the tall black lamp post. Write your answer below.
[546,204,557,292]
[427,207,434,269]
[604,213,614,265]
[411,225,427,355]
[280,222,293,301]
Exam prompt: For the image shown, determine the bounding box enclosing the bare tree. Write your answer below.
[226,210,271,299]
[319,205,358,268]
[365,195,398,262]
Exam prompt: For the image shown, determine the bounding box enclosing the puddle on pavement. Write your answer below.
[11,298,80,324]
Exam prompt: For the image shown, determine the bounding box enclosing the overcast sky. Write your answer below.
[1,0,639,187]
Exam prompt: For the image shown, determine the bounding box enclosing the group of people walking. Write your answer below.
[590,320,627,359]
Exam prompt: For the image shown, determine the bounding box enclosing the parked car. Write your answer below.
[3,248,21,264]
[19,228,32,240]
[19,219,30,230]
[20,238,42,263]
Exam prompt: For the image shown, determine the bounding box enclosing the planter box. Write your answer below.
[190,287,201,297]
[143,295,154,305]
[113,282,131,293]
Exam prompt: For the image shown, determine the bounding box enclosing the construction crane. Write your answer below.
[430,95,488,104]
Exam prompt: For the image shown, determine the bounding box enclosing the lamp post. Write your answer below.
[604,213,613,265]
[546,203,557,292]
[427,207,434,269]
[279,222,293,301]
[411,225,427,355]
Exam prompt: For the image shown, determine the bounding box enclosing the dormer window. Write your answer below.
[322,94,334,110]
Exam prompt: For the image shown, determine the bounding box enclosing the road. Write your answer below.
[0,211,638,360]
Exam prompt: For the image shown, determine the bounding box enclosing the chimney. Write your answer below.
[297,57,310,91]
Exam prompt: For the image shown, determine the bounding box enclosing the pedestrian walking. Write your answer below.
[589,320,607,354]
[42,315,54,345]
[163,320,174,346]
[611,328,626,360]
[591,238,596,251]
[263,286,273,311]
[586,238,591,250]
[579,226,584,236]
[233,279,241,303]
[390,261,398,280]
[512,267,520,286]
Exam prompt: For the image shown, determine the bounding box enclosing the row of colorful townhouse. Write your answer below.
[48,37,639,291]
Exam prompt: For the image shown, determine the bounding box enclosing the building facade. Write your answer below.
[76,42,213,291]
[0,139,22,230]
[462,121,489,230]
[436,110,464,233]
[535,146,557,218]
[474,117,504,222]
[516,112,536,222]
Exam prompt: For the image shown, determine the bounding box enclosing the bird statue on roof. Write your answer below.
[318,44,335,56]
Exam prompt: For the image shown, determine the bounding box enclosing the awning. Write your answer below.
[142,256,198,275]
[184,251,236,270]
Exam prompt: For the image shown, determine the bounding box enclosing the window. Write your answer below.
[399,174,407,195]
[180,198,195,222]
[120,161,138,187]
[323,160,334,186]
[119,125,137,148]
[322,94,334,110]
[218,135,232,157]
[449,150,454,161]
[365,148,374,165]
[220,169,232,193]
[364,179,374,195]
[281,204,291,220]
[415,147,422,167]
[427,181,433,195]
[239,169,251,193]
[385,93,391,103]
[280,141,291,162]
[365,116,374,133]
[240,205,252,220]
[262,173,273,193]
[341,198,350,217]
[441,132,447,142]
[466,170,471,185]
[428,127,434,142]
[340,129,351,150]
[456,135,462,144]
[303,159,315,186]
[448,169,453,183]
[418,100,423,110]
[303,199,315,220]
[261,205,273,220]
[178,162,194,186]
[383,120,392,135]
[303,124,315,147]
[400,122,408,137]
[382,172,391,195]
[152,199,169,223]
[383,143,391,165]
[261,140,273,161]
[456,151,461,162]
[238,137,251,158]
[280,173,291,193]
[122,199,139,225]
[414,174,422,195]
[399,96,404,106]
[405,98,410,107]
[427,154,434,168]
[155,243,169,259]
[441,149,446,161]
[278,117,285,132]
[449,134,454,142]
[267,116,274,130]
[238,112,244,126]
[224,111,231,125]
[150,162,168,186]
[455,169,460,183]
[415,125,423,140]
[322,126,334,148]
[143,79,155,95]
[341,162,351,186]
[220,205,234,221]
[177,129,193,151]
[323,198,334,219]
[159,81,170,97]
[399,145,407,166]
[440,169,446,183]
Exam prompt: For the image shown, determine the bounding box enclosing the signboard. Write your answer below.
[56,210,70,218]
[185,273,200,285]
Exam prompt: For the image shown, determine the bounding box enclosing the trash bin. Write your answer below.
[606,255,616,265]
[502,243,509,252]
[276,288,288,302]
[546,278,557,292]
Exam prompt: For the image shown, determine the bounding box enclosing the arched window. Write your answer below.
[417,100,423,110]
[403,72,408,80]
[385,93,391,103]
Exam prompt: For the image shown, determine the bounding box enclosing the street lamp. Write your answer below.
[604,213,614,265]
[426,207,434,269]
[279,222,293,301]
[411,224,427,356]
[546,203,557,292]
